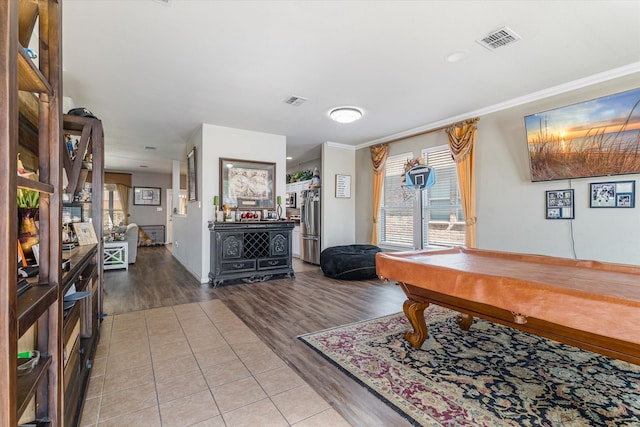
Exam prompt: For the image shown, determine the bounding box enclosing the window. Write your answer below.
[378,146,465,249]
[379,152,415,249]
[103,183,125,229]
[421,147,465,246]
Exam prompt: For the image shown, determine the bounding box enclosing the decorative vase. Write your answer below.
[19,207,39,260]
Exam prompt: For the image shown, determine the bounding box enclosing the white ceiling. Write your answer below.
[61,0,640,174]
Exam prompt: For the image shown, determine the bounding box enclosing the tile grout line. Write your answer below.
[85,302,342,426]
[146,307,164,426]
[197,300,324,426]
[177,303,227,425]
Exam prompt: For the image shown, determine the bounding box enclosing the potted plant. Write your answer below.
[17,188,40,260]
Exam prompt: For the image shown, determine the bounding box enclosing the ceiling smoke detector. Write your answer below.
[477,26,521,50]
[284,96,308,106]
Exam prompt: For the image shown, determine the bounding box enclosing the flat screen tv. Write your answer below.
[524,87,640,182]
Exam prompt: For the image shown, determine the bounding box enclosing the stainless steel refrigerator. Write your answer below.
[300,188,321,264]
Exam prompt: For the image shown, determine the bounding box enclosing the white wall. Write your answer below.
[475,74,640,264]
[321,142,356,249]
[171,124,288,282]
[171,126,204,279]
[355,73,640,265]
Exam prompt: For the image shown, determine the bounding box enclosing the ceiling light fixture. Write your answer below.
[329,107,363,124]
[446,50,470,63]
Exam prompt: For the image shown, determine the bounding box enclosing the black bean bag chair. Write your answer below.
[320,244,382,280]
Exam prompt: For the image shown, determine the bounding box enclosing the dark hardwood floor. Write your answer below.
[102,246,411,427]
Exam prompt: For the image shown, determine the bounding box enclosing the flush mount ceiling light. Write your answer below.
[329,107,363,124]
[446,49,470,63]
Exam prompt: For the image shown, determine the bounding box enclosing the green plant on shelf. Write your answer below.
[17,188,39,208]
[287,169,313,183]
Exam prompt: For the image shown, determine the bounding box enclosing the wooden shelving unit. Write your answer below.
[0,0,70,426]
[59,116,104,423]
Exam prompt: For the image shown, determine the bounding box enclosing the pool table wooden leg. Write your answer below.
[456,313,473,331]
[402,299,430,348]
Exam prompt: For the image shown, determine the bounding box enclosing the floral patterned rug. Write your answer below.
[298,306,640,426]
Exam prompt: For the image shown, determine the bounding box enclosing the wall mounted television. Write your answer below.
[524,87,640,182]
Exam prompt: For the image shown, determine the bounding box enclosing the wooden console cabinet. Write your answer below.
[208,221,295,287]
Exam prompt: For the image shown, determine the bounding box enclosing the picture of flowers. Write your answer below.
[525,87,640,182]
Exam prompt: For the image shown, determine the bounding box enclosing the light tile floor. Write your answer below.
[80,299,350,427]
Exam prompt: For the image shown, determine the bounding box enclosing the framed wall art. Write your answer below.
[524,87,640,182]
[133,186,161,206]
[187,146,197,201]
[545,189,574,219]
[335,174,351,198]
[220,158,275,210]
[590,181,635,208]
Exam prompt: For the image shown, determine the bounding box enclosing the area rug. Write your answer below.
[298,306,640,426]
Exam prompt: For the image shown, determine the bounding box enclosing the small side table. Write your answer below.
[104,240,128,271]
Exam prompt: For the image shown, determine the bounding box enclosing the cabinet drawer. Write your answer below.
[221,259,256,272]
[258,257,289,270]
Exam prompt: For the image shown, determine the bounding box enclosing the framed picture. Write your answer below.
[524,87,640,182]
[335,174,351,198]
[73,222,98,245]
[187,146,197,201]
[133,186,161,206]
[187,147,198,201]
[545,189,574,219]
[220,158,275,210]
[590,181,635,208]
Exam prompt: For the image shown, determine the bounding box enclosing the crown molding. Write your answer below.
[357,62,640,150]
[324,141,356,150]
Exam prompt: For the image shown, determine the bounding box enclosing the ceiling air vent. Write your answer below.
[477,26,521,50]
[284,96,308,107]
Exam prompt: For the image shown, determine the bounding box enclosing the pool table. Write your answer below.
[376,247,640,365]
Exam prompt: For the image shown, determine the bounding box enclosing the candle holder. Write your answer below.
[276,195,282,219]
[213,204,219,222]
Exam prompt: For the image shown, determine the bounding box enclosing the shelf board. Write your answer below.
[17,175,55,194]
[18,284,59,338]
[63,114,99,132]
[16,353,52,419]
[17,45,53,95]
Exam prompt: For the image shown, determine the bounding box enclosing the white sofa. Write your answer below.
[124,223,139,263]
